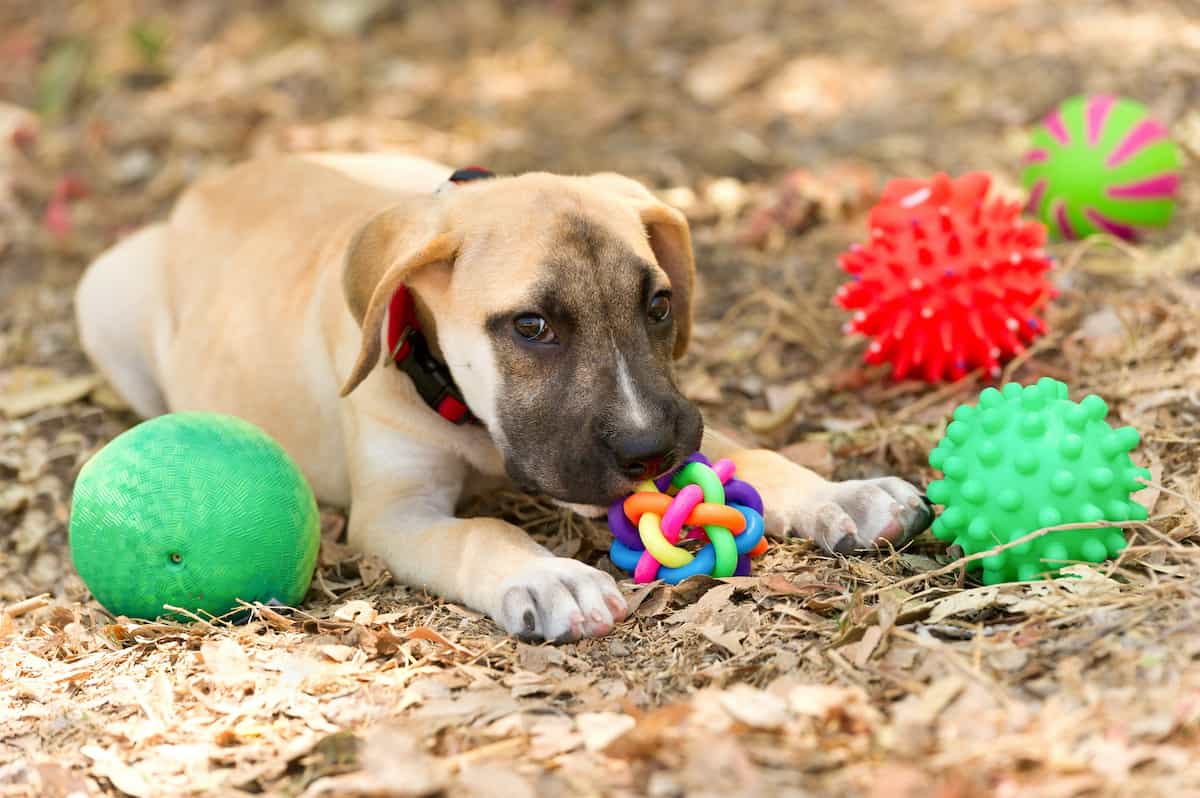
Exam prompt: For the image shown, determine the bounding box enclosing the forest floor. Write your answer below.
[3,1,1200,796]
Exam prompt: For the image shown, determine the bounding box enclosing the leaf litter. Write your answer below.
[2,0,1200,796]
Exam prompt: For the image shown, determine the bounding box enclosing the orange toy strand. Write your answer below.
[683,503,746,534]
[623,492,672,522]
[625,494,747,536]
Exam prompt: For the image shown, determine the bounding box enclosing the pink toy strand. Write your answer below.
[713,458,736,484]
[633,551,660,583]
[660,484,702,539]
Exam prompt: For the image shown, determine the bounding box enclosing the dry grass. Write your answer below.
[3,1,1200,795]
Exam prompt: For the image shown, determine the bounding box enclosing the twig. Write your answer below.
[161,604,218,628]
[1000,330,1062,382]
[865,520,1145,597]
[2,593,51,618]
[893,372,982,422]
[1059,234,1146,276]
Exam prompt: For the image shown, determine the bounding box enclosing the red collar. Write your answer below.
[386,285,475,425]
[384,166,496,426]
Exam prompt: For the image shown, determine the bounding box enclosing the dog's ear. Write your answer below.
[340,206,457,396]
[587,173,696,359]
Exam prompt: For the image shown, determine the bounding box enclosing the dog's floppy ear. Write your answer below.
[587,173,696,359]
[340,206,457,396]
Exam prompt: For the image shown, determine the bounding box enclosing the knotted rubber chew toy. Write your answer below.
[607,453,768,584]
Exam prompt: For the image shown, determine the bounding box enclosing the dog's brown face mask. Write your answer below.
[340,172,703,505]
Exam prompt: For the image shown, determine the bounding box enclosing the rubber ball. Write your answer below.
[69,413,320,621]
[1022,95,1181,241]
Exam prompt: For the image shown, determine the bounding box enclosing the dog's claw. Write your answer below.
[801,476,931,553]
[496,557,626,643]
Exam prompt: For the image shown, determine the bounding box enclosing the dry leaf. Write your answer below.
[407,626,471,655]
[81,746,151,798]
[0,374,100,418]
[319,644,357,663]
[334,599,377,625]
[575,712,636,752]
[717,685,789,729]
[699,623,745,655]
[927,587,1002,623]
[199,637,252,686]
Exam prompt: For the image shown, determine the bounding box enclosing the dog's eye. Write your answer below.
[514,314,556,343]
[648,291,671,323]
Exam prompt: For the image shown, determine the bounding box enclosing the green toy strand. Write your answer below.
[672,462,737,577]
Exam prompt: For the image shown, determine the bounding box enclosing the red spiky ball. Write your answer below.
[835,173,1058,382]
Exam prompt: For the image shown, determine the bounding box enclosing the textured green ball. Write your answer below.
[1022,95,1181,241]
[927,378,1148,584]
[69,413,320,621]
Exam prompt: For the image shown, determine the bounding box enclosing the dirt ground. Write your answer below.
[3,1,1200,796]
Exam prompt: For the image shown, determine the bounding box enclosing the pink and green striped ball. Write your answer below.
[1022,95,1181,241]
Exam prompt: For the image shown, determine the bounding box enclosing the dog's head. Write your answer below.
[340,171,703,505]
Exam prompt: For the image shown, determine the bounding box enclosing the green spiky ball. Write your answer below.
[69,413,320,621]
[927,379,1148,584]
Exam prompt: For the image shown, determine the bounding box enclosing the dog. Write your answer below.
[75,154,931,641]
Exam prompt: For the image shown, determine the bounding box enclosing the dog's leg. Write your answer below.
[346,430,626,641]
[702,427,931,553]
[75,225,171,418]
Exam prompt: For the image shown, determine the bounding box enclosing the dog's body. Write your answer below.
[76,153,930,640]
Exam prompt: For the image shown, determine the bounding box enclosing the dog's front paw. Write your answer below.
[494,557,627,643]
[797,477,932,554]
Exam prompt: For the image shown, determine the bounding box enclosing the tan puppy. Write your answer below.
[75,154,930,641]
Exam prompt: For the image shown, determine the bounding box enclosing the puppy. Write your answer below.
[75,154,930,641]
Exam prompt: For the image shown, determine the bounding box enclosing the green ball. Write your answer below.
[1022,95,1181,241]
[927,378,1148,584]
[69,413,320,621]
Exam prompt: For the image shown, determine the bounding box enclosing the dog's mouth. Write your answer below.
[617,449,678,483]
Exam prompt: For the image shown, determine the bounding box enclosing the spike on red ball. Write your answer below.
[834,172,1058,383]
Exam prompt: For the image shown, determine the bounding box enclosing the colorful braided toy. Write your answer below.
[607,453,768,584]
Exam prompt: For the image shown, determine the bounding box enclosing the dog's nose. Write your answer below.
[613,430,677,481]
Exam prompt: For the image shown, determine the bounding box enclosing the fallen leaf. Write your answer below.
[624,582,668,618]
[199,637,252,686]
[33,760,95,798]
[334,599,377,625]
[717,685,789,729]
[604,702,692,760]
[848,625,885,668]
[407,626,472,655]
[927,587,1001,623]
[81,746,151,798]
[699,623,745,655]
[575,712,636,752]
[318,644,357,663]
[0,374,100,418]
[788,684,868,720]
